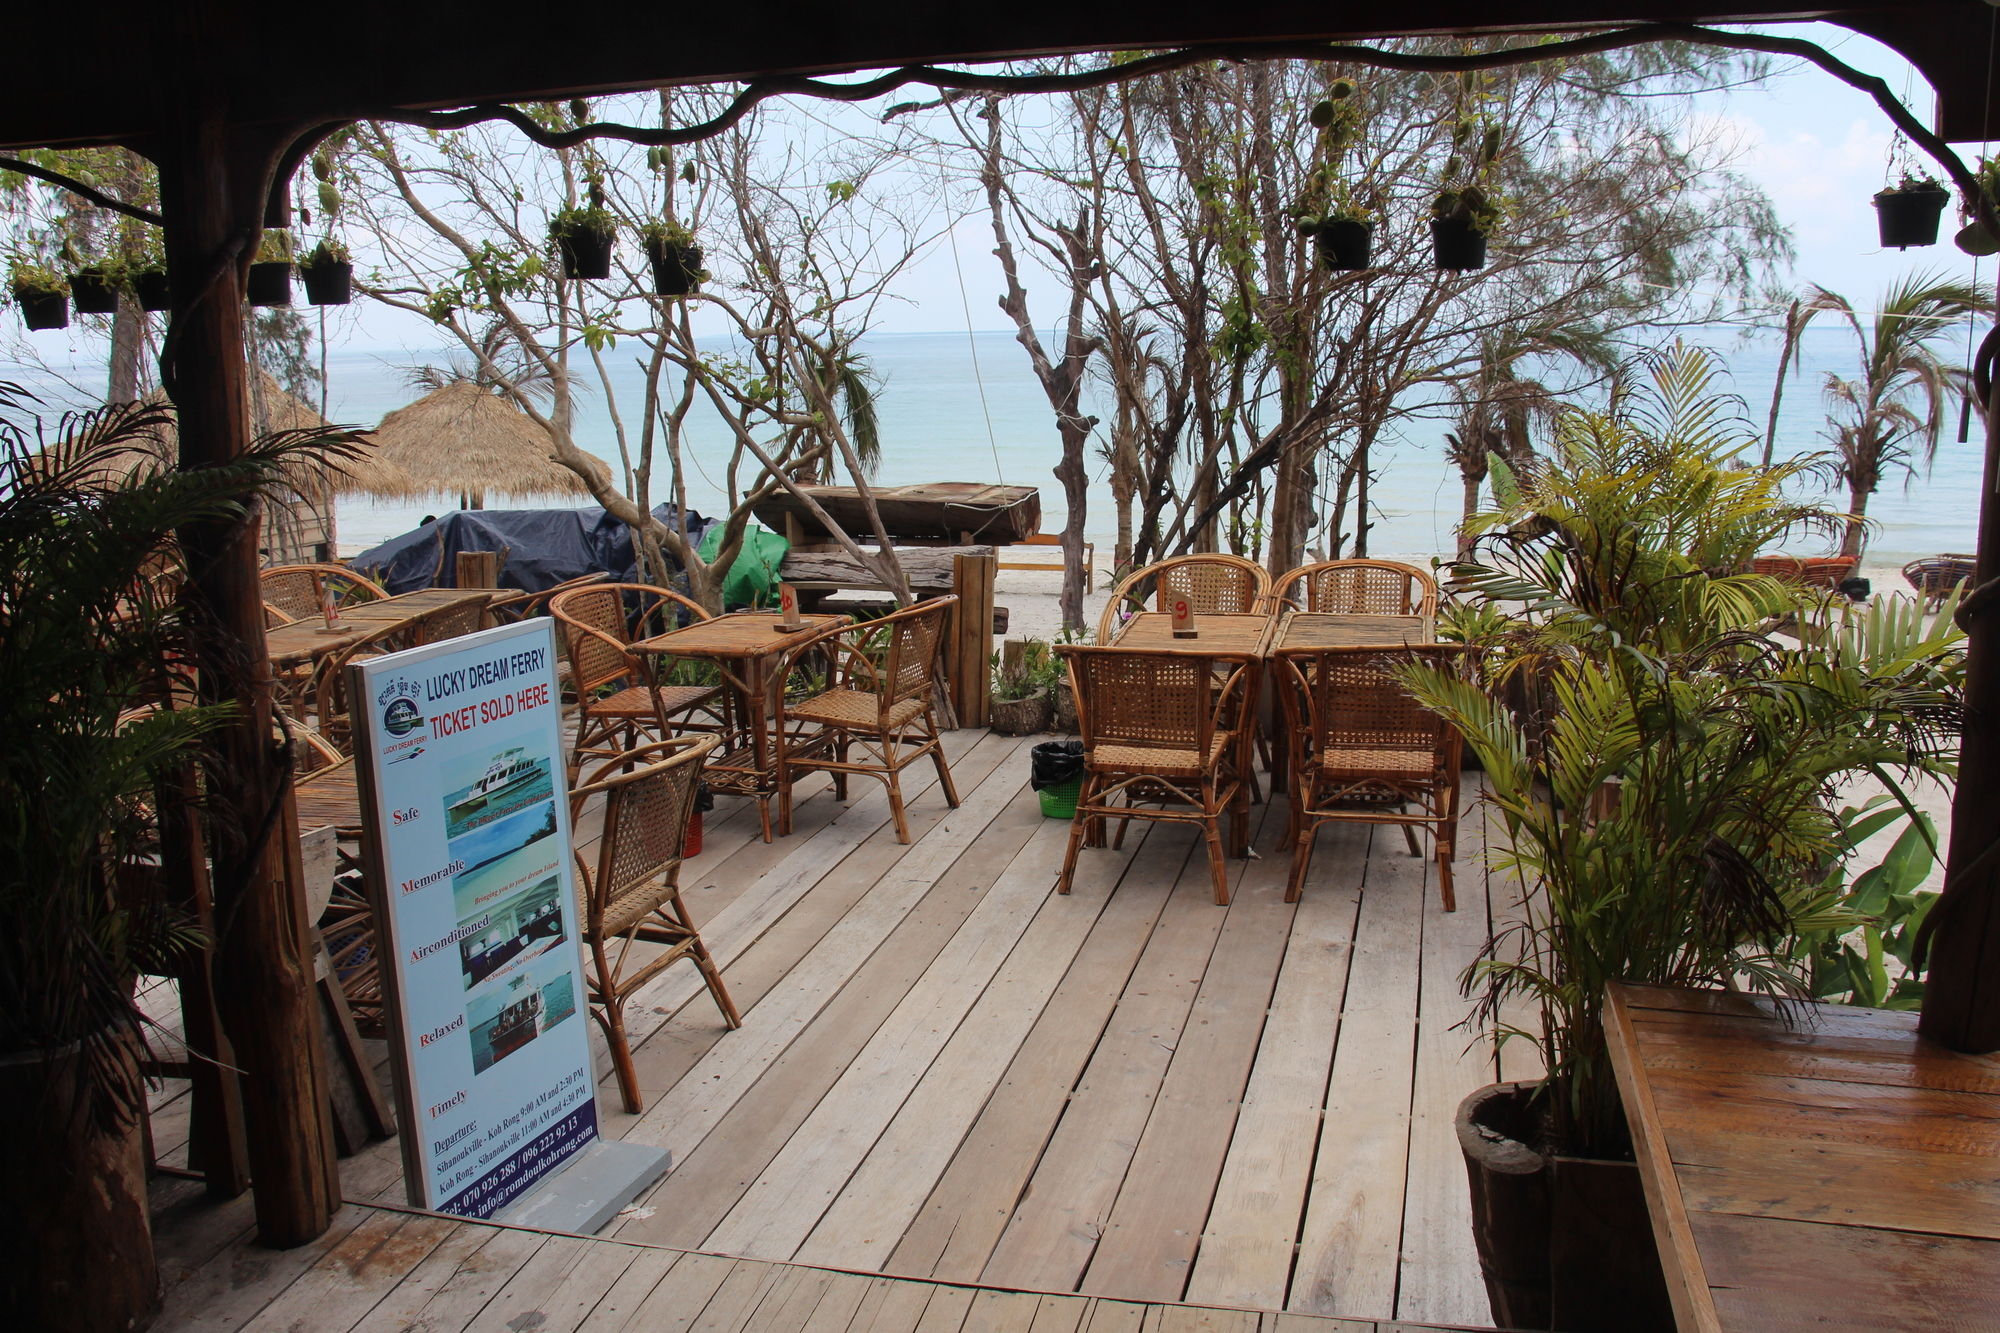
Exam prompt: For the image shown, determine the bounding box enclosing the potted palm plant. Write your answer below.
[247,229,294,307]
[300,239,353,306]
[11,260,70,330]
[640,218,704,296]
[1874,173,1951,249]
[1400,346,1964,1330]
[550,202,618,280]
[0,384,360,1330]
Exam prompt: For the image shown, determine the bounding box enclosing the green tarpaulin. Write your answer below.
[698,523,789,609]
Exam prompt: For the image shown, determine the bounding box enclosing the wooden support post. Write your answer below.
[951,552,995,728]
[1921,326,2000,1052]
[158,106,339,1246]
[454,549,499,589]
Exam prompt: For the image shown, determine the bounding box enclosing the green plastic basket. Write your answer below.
[1038,778,1082,820]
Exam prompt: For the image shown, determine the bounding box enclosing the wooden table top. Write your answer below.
[633,611,846,661]
[1108,611,1273,655]
[1272,611,1437,651]
[294,757,361,830]
[1605,981,2000,1332]
[266,588,494,667]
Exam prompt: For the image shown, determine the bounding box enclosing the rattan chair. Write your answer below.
[1096,554,1275,641]
[1276,558,1438,617]
[410,597,488,645]
[310,619,419,752]
[571,736,740,1113]
[1273,644,1463,909]
[549,583,726,781]
[1055,645,1254,905]
[777,597,960,844]
[261,562,389,622]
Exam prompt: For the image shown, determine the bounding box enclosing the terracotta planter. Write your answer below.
[0,1036,159,1331]
[247,261,292,307]
[68,268,119,315]
[1874,186,1949,250]
[16,289,69,330]
[301,261,353,306]
[645,239,703,296]
[989,693,1051,735]
[1458,1082,1672,1332]
[1313,218,1374,271]
[1430,217,1488,270]
[554,226,614,280]
[132,269,171,313]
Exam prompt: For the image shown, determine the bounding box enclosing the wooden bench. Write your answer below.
[997,532,1094,587]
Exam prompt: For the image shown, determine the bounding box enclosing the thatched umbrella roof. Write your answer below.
[364,380,600,507]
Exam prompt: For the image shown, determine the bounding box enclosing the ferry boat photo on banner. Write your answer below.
[349,619,599,1220]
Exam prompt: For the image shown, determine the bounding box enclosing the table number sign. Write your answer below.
[1171,595,1198,638]
[778,581,801,629]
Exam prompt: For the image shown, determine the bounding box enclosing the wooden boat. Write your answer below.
[489,987,543,1059]
[753,482,1041,545]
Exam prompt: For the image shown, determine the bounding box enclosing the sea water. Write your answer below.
[9,324,1987,565]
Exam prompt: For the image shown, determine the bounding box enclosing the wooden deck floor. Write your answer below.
[148,727,1526,1330]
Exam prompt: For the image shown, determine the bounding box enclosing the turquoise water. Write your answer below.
[8,324,1987,564]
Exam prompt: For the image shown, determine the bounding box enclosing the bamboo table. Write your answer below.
[1605,981,2000,1331]
[1108,610,1278,655]
[265,588,495,669]
[632,612,845,841]
[1270,610,1436,651]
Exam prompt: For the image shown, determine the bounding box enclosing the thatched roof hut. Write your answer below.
[363,380,601,508]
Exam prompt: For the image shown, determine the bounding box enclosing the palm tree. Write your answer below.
[1771,274,1990,557]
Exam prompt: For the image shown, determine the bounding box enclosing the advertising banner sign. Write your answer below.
[350,619,597,1218]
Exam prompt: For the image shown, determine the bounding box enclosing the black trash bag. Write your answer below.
[1030,739,1085,791]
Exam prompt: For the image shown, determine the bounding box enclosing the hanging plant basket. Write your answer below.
[645,239,704,296]
[302,261,353,306]
[15,288,69,331]
[132,269,171,313]
[1431,217,1488,271]
[1314,219,1375,272]
[1873,183,1950,250]
[553,222,615,280]
[68,269,119,316]
[247,261,293,307]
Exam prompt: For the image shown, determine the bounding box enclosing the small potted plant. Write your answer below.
[1294,84,1376,272]
[11,260,69,330]
[1431,121,1505,271]
[131,264,171,313]
[989,639,1055,735]
[247,230,294,307]
[67,262,121,316]
[300,239,353,306]
[550,203,618,281]
[1301,198,1379,272]
[1874,173,1951,250]
[1958,156,2000,256]
[640,218,704,296]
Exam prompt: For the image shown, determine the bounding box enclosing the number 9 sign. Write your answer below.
[1171,596,1196,637]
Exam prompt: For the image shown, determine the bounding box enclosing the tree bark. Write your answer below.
[107,298,144,402]
[1842,482,1872,558]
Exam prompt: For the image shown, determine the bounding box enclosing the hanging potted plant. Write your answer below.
[1399,346,1965,1330]
[1874,173,1951,250]
[11,260,70,330]
[67,263,121,316]
[1431,119,1505,271]
[247,230,294,307]
[1293,83,1377,272]
[131,265,171,313]
[1957,156,2000,256]
[300,239,353,306]
[640,218,704,296]
[550,199,618,281]
[1302,199,1379,272]
[0,391,365,1330]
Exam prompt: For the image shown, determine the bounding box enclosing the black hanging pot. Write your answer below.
[554,226,615,280]
[247,261,293,307]
[16,289,69,331]
[132,269,171,313]
[302,261,353,306]
[68,269,119,315]
[646,240,703,296]
[1874,185,1950,250]
[1431,217,1488,271]
[1314,219,1375,272]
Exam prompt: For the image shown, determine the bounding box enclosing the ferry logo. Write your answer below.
[377,677,425,737]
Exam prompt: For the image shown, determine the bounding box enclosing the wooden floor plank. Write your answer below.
[752,1267,840,1333]
[471,1233,647,1333]
[911,1283,978,1333]
[962,1289,1048,1333]
[686,1258,791,1333]
[1083,812,1299,1302]
[1184,826,1367,1310]
[976,833,1247,1293]
[343,1216,504,1331]
[616,1250,739,1333]
[801,1270,879,1333]
[1081,1299,1150,1333]
[384,1223,554,1332]
[461,1234,595,1332]
[858,1277,953,1332]
[886,824,1193,1283]
[1286,832,1424,1319]
[238,1208,458,1333]
[585,1246,685,1331]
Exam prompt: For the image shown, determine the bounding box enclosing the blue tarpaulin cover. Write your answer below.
[347,505,708,595]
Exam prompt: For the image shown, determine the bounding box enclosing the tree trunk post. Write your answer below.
[1920,325,2000,1052]
[157,105,340,1247]
[950,552,995,728]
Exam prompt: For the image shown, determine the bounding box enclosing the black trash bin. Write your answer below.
[1031,740,1085,819]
